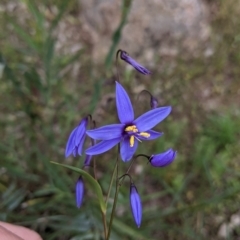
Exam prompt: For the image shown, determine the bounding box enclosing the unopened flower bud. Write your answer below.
[120,50,151,75]
[149,149,177,167]
[130,184,142,228]
[150,96,158,109]
[75,176,84,208]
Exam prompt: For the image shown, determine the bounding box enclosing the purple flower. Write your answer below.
[150,96,158,109]
[120,50,151,75]
[130,184,142,228]
[149,148,177,167]
[65,118,88,158]
[85,82,171,162]
[75,176,84,208]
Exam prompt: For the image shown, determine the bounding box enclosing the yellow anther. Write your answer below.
[125,125,138,133]
[139,132,150,138]
[130,135,135,147]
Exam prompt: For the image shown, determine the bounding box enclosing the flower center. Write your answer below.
[125,125,138,133]
[124,125,150,147]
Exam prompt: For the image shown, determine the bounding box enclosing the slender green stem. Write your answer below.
[86,116,96,179]
[105,160,118,208]
[93,157,96,180]
[126,154,149,174]
[107,181,120,240]
[119,154,149,184]
[117,157,135,186]
[101,211,108,239]
[106,144,120,240]
[116,49,121,82]
[116,144,120,179]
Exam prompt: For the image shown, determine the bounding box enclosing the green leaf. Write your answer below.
[50,0,71,32]
[8,18,39,53]
[43,36,55,83]
[50,161,106,214]
[22,0,44,32]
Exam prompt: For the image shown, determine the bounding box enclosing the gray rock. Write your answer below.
[78,0,211,62]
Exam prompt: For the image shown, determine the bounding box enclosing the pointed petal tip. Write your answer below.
[116,81,134,124]
[120,137,138,162]
[65,152,70,158]
[134,106,172,132]
[164,106,172,115]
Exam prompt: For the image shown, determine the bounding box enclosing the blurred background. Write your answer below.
[0,0,240,239]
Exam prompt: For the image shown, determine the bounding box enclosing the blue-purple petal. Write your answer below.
[85,138,121,155]
[75,176,84,208]
[150,149,177,167]
[120,136,138,162]
[65,127,78,158]
[134,106,172,132]
[65,118,88,158]
[137,130,163,141]
[130,184,142,228]
[75,118,88,146]
[77,134,86,156]
[116,82,134,124]
[86,124,124,140]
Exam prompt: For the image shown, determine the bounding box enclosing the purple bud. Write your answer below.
[84,154,92,166]
[65,118,88,158]
[120,50,151,75]
[130,184,142,228]
[150,96,158,109]
[149,149,177,167]
[75,176,84,208]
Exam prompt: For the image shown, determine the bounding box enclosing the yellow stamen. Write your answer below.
[139,132,150,138]
[130,135,135,147]
[125,125,138,133]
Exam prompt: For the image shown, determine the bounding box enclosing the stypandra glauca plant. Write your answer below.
[51,49,177,240]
